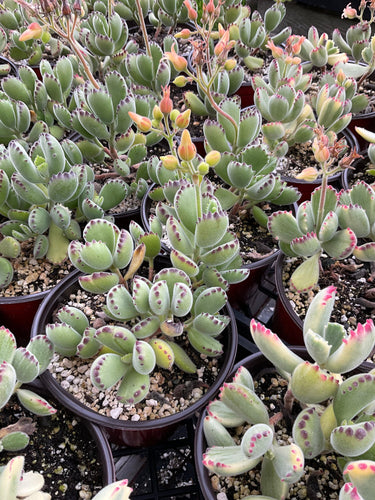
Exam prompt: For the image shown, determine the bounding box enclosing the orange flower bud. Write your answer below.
[19,22,43,41]
[295,167,319,181]
[312,136,330,164]
[214,30,230,57]
[218,23,226,38]
[336,69,346,86]
[175,109,191,129]
[160,155,179,170]
[205,0,215,14]
[291,36,305,55]
[183,0,197,20]
[178,129,196,161]
[266,39,283,58]
[128,111,152,132]
[205,150,221,167]
[175,28,192,39]
[224,58,236,71]
[165,46,187,72]
[160,86,173,114]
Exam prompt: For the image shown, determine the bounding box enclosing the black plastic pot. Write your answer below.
[194,347,309,500]
[194,345,372,500]
[0,56,19,78]
[341,154,373,190]
[297,0,359,13]
[31,269,238,448]
[2,380,115,492]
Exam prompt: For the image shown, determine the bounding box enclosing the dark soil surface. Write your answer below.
[0,394,105,498]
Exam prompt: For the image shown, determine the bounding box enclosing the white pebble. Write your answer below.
[110,408,123,419]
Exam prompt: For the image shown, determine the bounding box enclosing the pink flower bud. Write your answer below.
[295,167,319,181]
[342,3,357,19]
[128,112,152,132]
[183,0,197,20]
[159,86,173,114]
[165,46,187,72]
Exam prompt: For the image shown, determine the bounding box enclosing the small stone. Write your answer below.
[109,408,122,420]
[131,414,140,421]
[62,359,73,369]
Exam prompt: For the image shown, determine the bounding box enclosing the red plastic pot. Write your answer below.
[347,111,375,153]
[234,81,254,108]
[194,347,309,500]
[0,269,81,347]
[271,252,304,345]
[31,269,238,447]
[0,290,50,347]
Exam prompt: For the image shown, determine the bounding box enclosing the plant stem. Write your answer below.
[135,0,151,58]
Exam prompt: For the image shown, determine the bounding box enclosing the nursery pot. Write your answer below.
[0,290,50,347]
[0,380,116,496]
[234,81,255,109]
[271,252,304,345]
[0,268,81,347]
[194,347,372,500]
[0,55,18,77]
[31,269,238,448]
[341,154,373,191]
[194,347,309,500]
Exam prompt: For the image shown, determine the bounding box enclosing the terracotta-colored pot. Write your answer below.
[31,269,238,447]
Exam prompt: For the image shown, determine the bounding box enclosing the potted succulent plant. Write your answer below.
[195,285,375,499]
[0,455,131,500]
[31,212,240,447]
[268,126,375,343]
[0,130,128,344]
